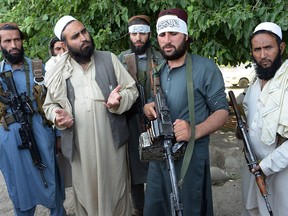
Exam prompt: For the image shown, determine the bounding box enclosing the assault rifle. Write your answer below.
[228,90,273,216]
[151,88,183,216]
[0,71,48,187]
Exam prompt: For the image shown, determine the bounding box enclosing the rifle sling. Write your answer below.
[153,54,195,187]
[124,53,138,82]
[179,54,195,187]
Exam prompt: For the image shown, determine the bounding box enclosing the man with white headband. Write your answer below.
[143,8,229,216]
[241,22,288,216]
[43,15,138,216]
[118,15,163,216]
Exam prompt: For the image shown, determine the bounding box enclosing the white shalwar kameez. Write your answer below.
[44,52,137,216]
[242,77,288,216]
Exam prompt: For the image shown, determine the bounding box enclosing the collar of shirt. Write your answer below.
[137,54,147,59]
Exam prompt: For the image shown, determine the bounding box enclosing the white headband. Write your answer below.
[156,15,188,35]
[129,24,150,33]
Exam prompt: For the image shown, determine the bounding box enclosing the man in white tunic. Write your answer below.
[43,16,138,216]
[241,22,288,216]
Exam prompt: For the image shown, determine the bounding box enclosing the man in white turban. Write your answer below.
[43,15,138,216]
[241,22,288,216]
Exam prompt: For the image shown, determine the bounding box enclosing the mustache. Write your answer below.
[162,44,175,49]
[259,58,271,63]
[9,48,20,53]
[81,40,91,47]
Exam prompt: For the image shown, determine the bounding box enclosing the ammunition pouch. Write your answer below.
[0,101,6,118]
[0,113,16,131]
[33,85,53,127]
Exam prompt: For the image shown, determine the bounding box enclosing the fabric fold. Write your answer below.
[260,60,288,145]
[44,52,73,115]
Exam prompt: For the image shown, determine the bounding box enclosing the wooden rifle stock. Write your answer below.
[228,90,273,215]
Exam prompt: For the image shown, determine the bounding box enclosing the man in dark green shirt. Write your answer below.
[143,8,229,216]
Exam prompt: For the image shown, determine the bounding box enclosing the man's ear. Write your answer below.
[280,42,286,55]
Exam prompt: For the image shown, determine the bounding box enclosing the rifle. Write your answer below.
[0,71,48,187]
[150,88,183,216]
[228,90,273,216]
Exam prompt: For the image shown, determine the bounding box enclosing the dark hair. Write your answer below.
[0,24,24,41]
[49,36,60,56]
[128,18,150,27]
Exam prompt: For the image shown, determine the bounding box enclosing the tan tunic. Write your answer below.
[44,52,137,216]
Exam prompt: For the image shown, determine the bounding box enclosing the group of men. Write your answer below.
[0,6,287,216]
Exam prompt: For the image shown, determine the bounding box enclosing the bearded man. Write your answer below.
[0,23,65,215]
[118,15,163,216]
[43,16,138,216]
[143,8,229,216]
[241,22,288,216]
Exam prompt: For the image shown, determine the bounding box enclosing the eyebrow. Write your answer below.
[71,28,86,39]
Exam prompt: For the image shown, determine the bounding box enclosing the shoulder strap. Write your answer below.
[124,53,138,82]
[31,58,53,126]
[151,60,166,96]
[179,54,195,187]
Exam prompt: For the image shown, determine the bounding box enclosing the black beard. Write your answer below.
[129,39,150,55]
[67,35,95,64]
[1,46,24,64]
[253,51,282,81]
[160,37,187,60]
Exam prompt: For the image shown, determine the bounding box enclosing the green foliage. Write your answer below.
[0,0,287,65]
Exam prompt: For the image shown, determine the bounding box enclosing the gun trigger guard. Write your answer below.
[172,141,185,154]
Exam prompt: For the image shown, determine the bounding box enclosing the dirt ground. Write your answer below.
[0,105,244,216]
[0,133,244,216]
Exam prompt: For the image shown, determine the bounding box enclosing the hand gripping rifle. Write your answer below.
[150,88,183,216]
[0,71,48,187]
[228,90,273,216]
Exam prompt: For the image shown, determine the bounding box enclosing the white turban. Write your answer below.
[54,15,76,40]
[253,22,282,39]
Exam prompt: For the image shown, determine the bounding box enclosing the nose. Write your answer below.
[79,33,87,41]
[260,49,267,59]
[11,40,17,48]
[135,33,141,40]
[162,33,171,43]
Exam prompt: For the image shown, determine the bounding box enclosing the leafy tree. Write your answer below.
[0,0,287,65]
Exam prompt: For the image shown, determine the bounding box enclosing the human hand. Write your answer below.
[143,102,156,120]
[173,119,191,142]
[103,85,122,109]
[251,165,261,173]
[55,108,74,128]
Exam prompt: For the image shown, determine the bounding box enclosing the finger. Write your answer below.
[103,102,111,109]
[112,85,122,93]
[55,109,64,115]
